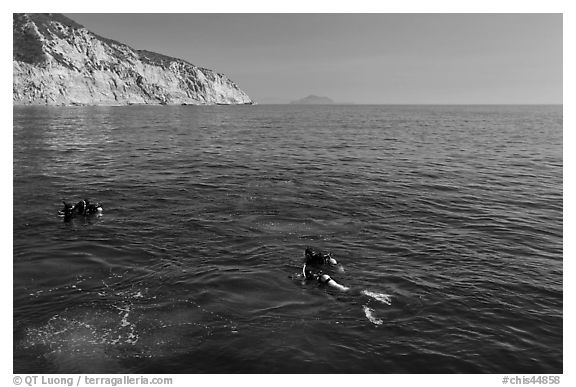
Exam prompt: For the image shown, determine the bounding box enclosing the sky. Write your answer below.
[61,13,560,104]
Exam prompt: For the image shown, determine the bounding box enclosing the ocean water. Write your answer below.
[13,104,562,373]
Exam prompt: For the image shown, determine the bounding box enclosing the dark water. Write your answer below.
[13,105,562,373]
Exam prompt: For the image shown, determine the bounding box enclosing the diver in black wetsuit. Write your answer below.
[302,247,350,291]
[59,199,103,219]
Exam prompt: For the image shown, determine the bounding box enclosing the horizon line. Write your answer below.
[255,103,563,106]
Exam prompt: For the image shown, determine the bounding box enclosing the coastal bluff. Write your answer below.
[13,14,253,106]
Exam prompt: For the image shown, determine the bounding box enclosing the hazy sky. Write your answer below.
[66,13,562,104]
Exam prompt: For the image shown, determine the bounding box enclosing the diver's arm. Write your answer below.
[319,274,350,292]
[328,279,350,291]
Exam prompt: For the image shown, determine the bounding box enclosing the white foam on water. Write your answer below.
[362,305,383,326]
[362,289,392,305]
[21,296,239,371]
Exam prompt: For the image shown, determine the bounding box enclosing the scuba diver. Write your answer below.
[302,247,350,291]
[58,199,103,220]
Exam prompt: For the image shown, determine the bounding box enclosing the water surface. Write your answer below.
[13,105,562,373]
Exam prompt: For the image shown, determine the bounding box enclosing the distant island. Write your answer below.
[290,95,335,105]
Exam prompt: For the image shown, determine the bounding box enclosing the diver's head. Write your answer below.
[305,247,337,266]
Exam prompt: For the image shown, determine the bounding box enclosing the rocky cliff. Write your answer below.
[13,13,253,106]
